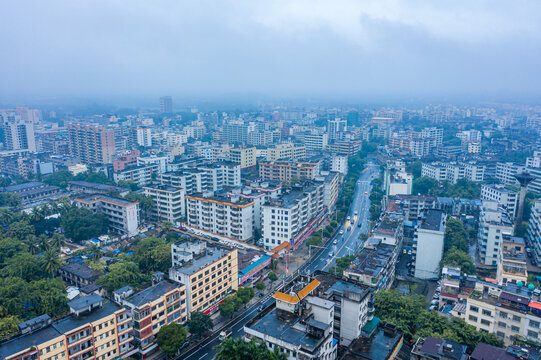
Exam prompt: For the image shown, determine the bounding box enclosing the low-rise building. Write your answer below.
[169,238,238,315]
[421,162,485,183]
[75,195,139,237]
[67,181,128,196]
[137,155,168,174]
[113,164,159,186]
[59,262,103,288]
[410,337,468,360]
[185,191,254,242]
[0,294,134,360]
[413,209,446,280]
[1,181,64,205]
[496,236,528,286]
[143,185,185,224]
[327,140,362,156]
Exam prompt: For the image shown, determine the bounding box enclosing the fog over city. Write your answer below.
[1,0,541,101]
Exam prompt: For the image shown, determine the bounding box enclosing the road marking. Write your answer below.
[198,353,208,360]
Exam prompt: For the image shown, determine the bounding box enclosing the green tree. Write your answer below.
[0,238,25,267]
[214,338,288,360]
[406,160,423,179]
[124,192,155,219]
[1,252,42,281]
[44,170,74,188]
[33,278,69,317]
[41,248,65,276]
[441,248,476,275]
[0,315,20,339]
[61,207,108,242]
[117,180,140,191]
[96,262,147,292]
[0,193,21,207]
[268,271,278,282]
[0,176,12,187]
[255,281,265,290]
[412,176,438,196]
[188,311,212,337]
[219,298,236,318]
[7,221,35,242]
[157,323,187,358]
[237,287,254,304]
[49,234,66,250]
[160,221,173,235]
[444,218,469,253]
[134,236,171,273]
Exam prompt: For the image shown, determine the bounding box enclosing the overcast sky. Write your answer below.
[1,0,540,101]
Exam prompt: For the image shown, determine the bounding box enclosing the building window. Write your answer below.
[480,319,491,326]
[469,306,479,313]
[482,309,492,316]
[468,315,478,322]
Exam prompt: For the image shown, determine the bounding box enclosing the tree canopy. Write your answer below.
[133,236,171,273]
[188,311,212,337]
[214,338,288,360]
[60,206,108,242]
[97,261,148,292]
[157,322,187,358]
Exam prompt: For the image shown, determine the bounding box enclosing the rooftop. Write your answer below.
[2,181,45,193]
[68,181,124,192]
[418,209,445,232]
[68,294,103,311]
[125,281,179,308]
[171,241,232,276]
[413,337,468,360]
[75,194,137,206]
[347,324,402,360]
[60,262,103,280]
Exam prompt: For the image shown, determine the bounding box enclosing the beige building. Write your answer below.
[259,160,320,183]
[266,143,305,162]
[75,195,139,237]
[230,147,256,169]
[0,294,134,360]
[169,238,238,315]
[68,123,115,165]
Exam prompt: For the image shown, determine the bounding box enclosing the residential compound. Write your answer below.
[262,183,325,250]
[185,190,254,242]
[75,194,139,237]
[421,162,485,183]
[259,160,321,183]
[169,238,238,314]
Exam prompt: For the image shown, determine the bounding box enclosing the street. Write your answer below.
[180,161,380,360]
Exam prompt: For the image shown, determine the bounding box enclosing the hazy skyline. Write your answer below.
[1,1,540,100]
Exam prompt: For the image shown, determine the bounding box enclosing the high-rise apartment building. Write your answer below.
[496,162,525,186]
[327,118,347,141]
[481,184,518,220]
[421,127,443,147]
[478,201,514,266]
[230,147,256,169]
[75,195,139,237]
[304,133,328,151]
[527,199,541,263]
[159,96,173,113]
[144,185,185,223]
[135,127,152,147]
[1,111,36,152]
[68,123,115,164]
[259,160,320,183]
[266,143,306,162]
[413,209,446,280]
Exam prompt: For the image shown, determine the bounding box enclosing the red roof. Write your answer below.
[529,301,541,311]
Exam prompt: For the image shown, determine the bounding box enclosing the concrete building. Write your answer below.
[244,275,338,359]
[481,183,518,220]
[304,133,328,151]
[527,199,541,262]
[421,127,443,148]
[411,337,468,360]
[463,282,541,345]
[159,96,172,113]
[331,156,348,175]
[137,155,168,174]
[68,123,115,165]
[67,181,128,197]
[384,165,412,198]
[112,150,140,171]
[114,277,187,355]
[266,143,306,162]
[478,201,514,266]
[326,140,362,156]
[113,164,158,186]
[327,118,347,141]
[135,127,152,147]
[421,162,485,183]
[409,138,433,157]
[1,112,36,152]
[467,142,481,154]
[223,122,253,144]
[185,191,254,242]
[59,262,103,288]
[496,237,528,286]
[413,209,446,280]
[0,295,134,360]
[75,195,139,237]
[229,146,256,169]
[259,160,320,183]
[262,183,325,250]
[315,172,341,212]
[496,162,525,186]
[169,238,238,315]
[143,185,185,223]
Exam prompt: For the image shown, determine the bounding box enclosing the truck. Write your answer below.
[219,330,232,340]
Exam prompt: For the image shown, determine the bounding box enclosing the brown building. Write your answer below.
[68,123,115,165]
[258,160,320,183]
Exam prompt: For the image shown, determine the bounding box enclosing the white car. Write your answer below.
[339,230,344,235]
[333,239,338,245]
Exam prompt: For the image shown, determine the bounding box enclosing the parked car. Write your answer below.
[354,211,358,216]
[347,216,351,221]
[329,251,334,258]
[339,230,344,235]
[358,222,362,228]
[257,305,264,312]
[347,226,352,231]
[219,330,232,340]
[333,239,338,245]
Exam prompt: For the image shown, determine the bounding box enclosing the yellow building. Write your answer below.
[0,294,133,360]
[169,238,238,315]
[230,147,256,169]
[266,143,305,162]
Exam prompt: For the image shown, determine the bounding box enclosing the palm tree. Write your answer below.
[86,243,101,261]
[41,248,65,276]
[50,233,66,250]
[37,234,50,252]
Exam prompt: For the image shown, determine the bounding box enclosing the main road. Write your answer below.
[181,161,380,360]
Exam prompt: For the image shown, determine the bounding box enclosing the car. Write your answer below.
[431,299,439,305]
[436,286,441,292]
[178,340,190,352]
[433,294,440,299]
[339,230,344,235]
[347,216,351,221]
[219,330,232,340]
[179,226,187,231]
[407,250,412,255]
[333,239,338,245]
[257,305,264,312]
[354,211,358,216]
[364,191,368,195]
[532,259,537,266]
[403,249,407,254]
[258,293,264,297]
[329,251,334,258]
[358,222,362,228]
[347,226,352,231]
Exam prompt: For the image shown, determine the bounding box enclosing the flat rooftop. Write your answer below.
[2,181,45,192]
[247,308,323,351]
[171,243,231,276]
[68,181,124,192]
[126,281,179,308]
[348,244,395,279]
[348,325,402,360]
[418,209,445,232]
[186,192,254,207]
[76,194,137,206]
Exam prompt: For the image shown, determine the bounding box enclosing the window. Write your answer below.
[513,315,521,322]
[468,315,478,322]
[530,320,540,329]
[511,325,520,332]
[499,311,508,319]
[498,321,506,328]
[469,306,479,313]
[480,319,491,326]
[528,330,539,339]
[482,309,492,316]
[496,331,505,338]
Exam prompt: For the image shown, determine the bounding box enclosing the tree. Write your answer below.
[0,315,20,339]
[160,221,173,235]
[412,176,438,196]
[444,218,469,253]
[441,248,476,275]
[0,176,12,187]
[44,170,74,188]
[157,323,187,358]
[61,207,108,242]
[41,248,65,276]
[96,262,147,292]
[237,287,254,304]
[134,236,171,273]
[49,234,66,250]
[219,298,236,318]
[117,180,140,191]
[7,221,35,242]
[268,271,278,282]
[214,338,288,360]
[1,252,42,281]
[125,192,154,219]
[188,311,212,337]
[255,281,265,290]
[329,255,355,276]
[407,160,423,179]
[0,193,21,207]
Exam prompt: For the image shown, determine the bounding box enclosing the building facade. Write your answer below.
[143,185,185,224]
[75,195,139,237]
[68,123,115,165]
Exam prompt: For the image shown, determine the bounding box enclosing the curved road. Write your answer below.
[180,161,380,360]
